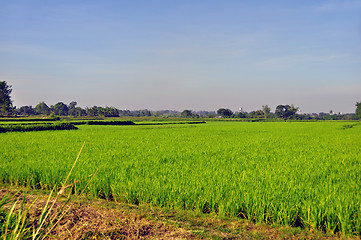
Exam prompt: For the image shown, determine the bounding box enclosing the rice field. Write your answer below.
[0,121,360,235]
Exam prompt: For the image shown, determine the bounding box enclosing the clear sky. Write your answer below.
[1,0,360,113]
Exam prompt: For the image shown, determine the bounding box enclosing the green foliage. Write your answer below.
[356,102,361,119]
[234,112,248,118]
[248,109,264,118]
[86,120,135,125]
[16,106,35,116]
[66,120,135,126]
[51,102,69,116]
[0,191,17,236]
[0,117,59,122]
[217,108,233,118]
[0,122,360,236]
[0,81,13,116]
[181,110,193,118]
[68,107,87,117]
[262,105,271,118]
[0,191,40,239]
[0,122,77,133]
[275,104,298,119]
[34,102,51,115]
[68,101,77,110]
[86,106,120,117]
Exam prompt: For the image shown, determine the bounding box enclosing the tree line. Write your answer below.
[1,81,360,120]
[212,106,359,120]
[16,101,156,117]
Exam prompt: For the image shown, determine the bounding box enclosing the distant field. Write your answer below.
[0,121,360,235]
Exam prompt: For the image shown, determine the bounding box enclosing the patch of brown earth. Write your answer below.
[0,188,194,239]
[39,202,193,239]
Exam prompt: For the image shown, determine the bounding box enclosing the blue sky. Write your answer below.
[1,0,360,113]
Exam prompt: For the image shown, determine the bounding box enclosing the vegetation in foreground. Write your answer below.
[1,186,354,240]
[0,121,360,238]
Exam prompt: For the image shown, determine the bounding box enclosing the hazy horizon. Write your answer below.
[1,1,360,114]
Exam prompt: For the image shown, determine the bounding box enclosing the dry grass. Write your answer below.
[2,187,359,240]
[0,188,195,239]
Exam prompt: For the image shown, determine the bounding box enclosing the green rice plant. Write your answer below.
[0,192,37,240]
[0,122,360,236]
[0,191,26,238]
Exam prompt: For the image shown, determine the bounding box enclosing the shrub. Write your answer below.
[0,123,77,133]
[86,120,135,125]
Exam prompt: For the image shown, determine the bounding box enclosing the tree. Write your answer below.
[103,107,119,117]
[119,109,131,116]
[217,108,233,118]
[17,106,35,116]
[235,111,248,118]
[275,104,298,119]
[356,102,361,119]
[249,110,264,118]
[86,106,99,116]
[34,102,51,115]
[196,111,215,118]
[140,109,152,117]
[262,105,271,118]
[68,107,86,117]
[51,102,69,116]
[181,110,193,118]
[0,81,13,116]
[275,105,285,118]
[68,101,77,110]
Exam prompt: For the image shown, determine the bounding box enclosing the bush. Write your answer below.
[0,116,60,122]
[86,120,135,125]
[0,123,77,133]
[67,120,135,126]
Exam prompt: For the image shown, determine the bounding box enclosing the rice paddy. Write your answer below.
[0,121,360,235]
